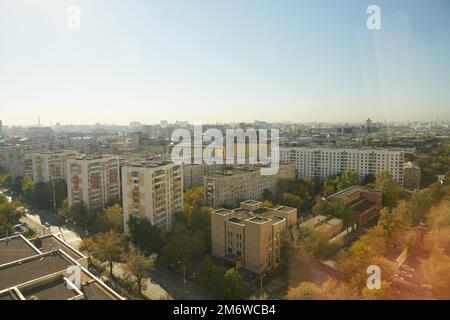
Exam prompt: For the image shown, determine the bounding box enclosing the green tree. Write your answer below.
[123,244,157,296]
[128,216,164,254]
[223,268,246,299]
[375,171,401,208]
[93,230,125,277]
[68,202,89,228]
[159,223,206,270]
[79,237,97,260]
[21,176,36,202]
[97,204,123,233]
[379,207,404,245]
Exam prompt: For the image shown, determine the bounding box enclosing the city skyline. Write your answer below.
[1,0,450,125]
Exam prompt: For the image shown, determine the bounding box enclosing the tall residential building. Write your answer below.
[5,149,34,182]
[122,161,183,232]
[280,147,404,185]
[204,163,296,208]
[66,155,121,212]
[183,163,224,189]
[31,151,77,183]
[211,200,297,274]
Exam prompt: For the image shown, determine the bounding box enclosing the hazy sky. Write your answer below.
[1,0,450,126]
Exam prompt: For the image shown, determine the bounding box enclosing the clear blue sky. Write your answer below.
[1,0,449,125]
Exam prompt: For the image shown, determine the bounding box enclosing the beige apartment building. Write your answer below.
[122,161,183,232]
[204,163,295,208]
[32,151,77,183]
[66,155,121,212]
[183,163,224,189]
[4,148,35,182]
[211,200,297,274]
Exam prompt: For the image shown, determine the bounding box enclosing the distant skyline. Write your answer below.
[1,0,450,125]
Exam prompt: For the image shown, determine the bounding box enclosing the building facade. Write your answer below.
[328,186,382,228]
[66,156,121,212]
[211,200,297,274]
[280,147,404,185]
[122,161,183,232]
[31,151,77,183]
[204,163,295,208]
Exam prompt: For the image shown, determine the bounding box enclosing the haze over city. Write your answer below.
[1,0,450,125]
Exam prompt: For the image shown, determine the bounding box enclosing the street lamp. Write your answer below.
[177,260,187,292]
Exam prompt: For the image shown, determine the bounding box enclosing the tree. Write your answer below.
[184,187,205,207]
[1,174,12,188]
[336,226,392,289]
[312,199,353,230]
[0,193,6,204]
[123,244,157,296]
[222,268,246,299]
[79,237,97,259]
[425,228,450,255]
[286,282,321,300]
[159,223,206,270]
[197,256,226,295]
[68,202,89,227]
[375,171,401,208]
[362,174,376,186]
[0,201,24,237]
[426,201,450,229]
[379,208,404,245]
[60,198,69,217]
[97,204,123,233]
[93,231,124,276]
[362,281,393,300]
[128,216,164,254]
[21,176,36,202]
[422,250,450,299]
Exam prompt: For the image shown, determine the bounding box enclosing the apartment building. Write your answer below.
[4,148,35,182]
[403,161,421,189]
[66,155,120,212]
[0,234,124,300]
[211,200,297,274]
[280,147,404,185]
[182,163,224,189]
[122,160,183,232]
[204,163,295,208]
[328,186,382,228]
[31,151,77,183]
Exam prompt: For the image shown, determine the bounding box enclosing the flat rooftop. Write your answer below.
[20,278,79,300]
[0,236,39,266]
[349,199,377,213]
[217,204,294,226]
[36,235,85,261]
[328,186,380,199]
[0,251,74,291]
